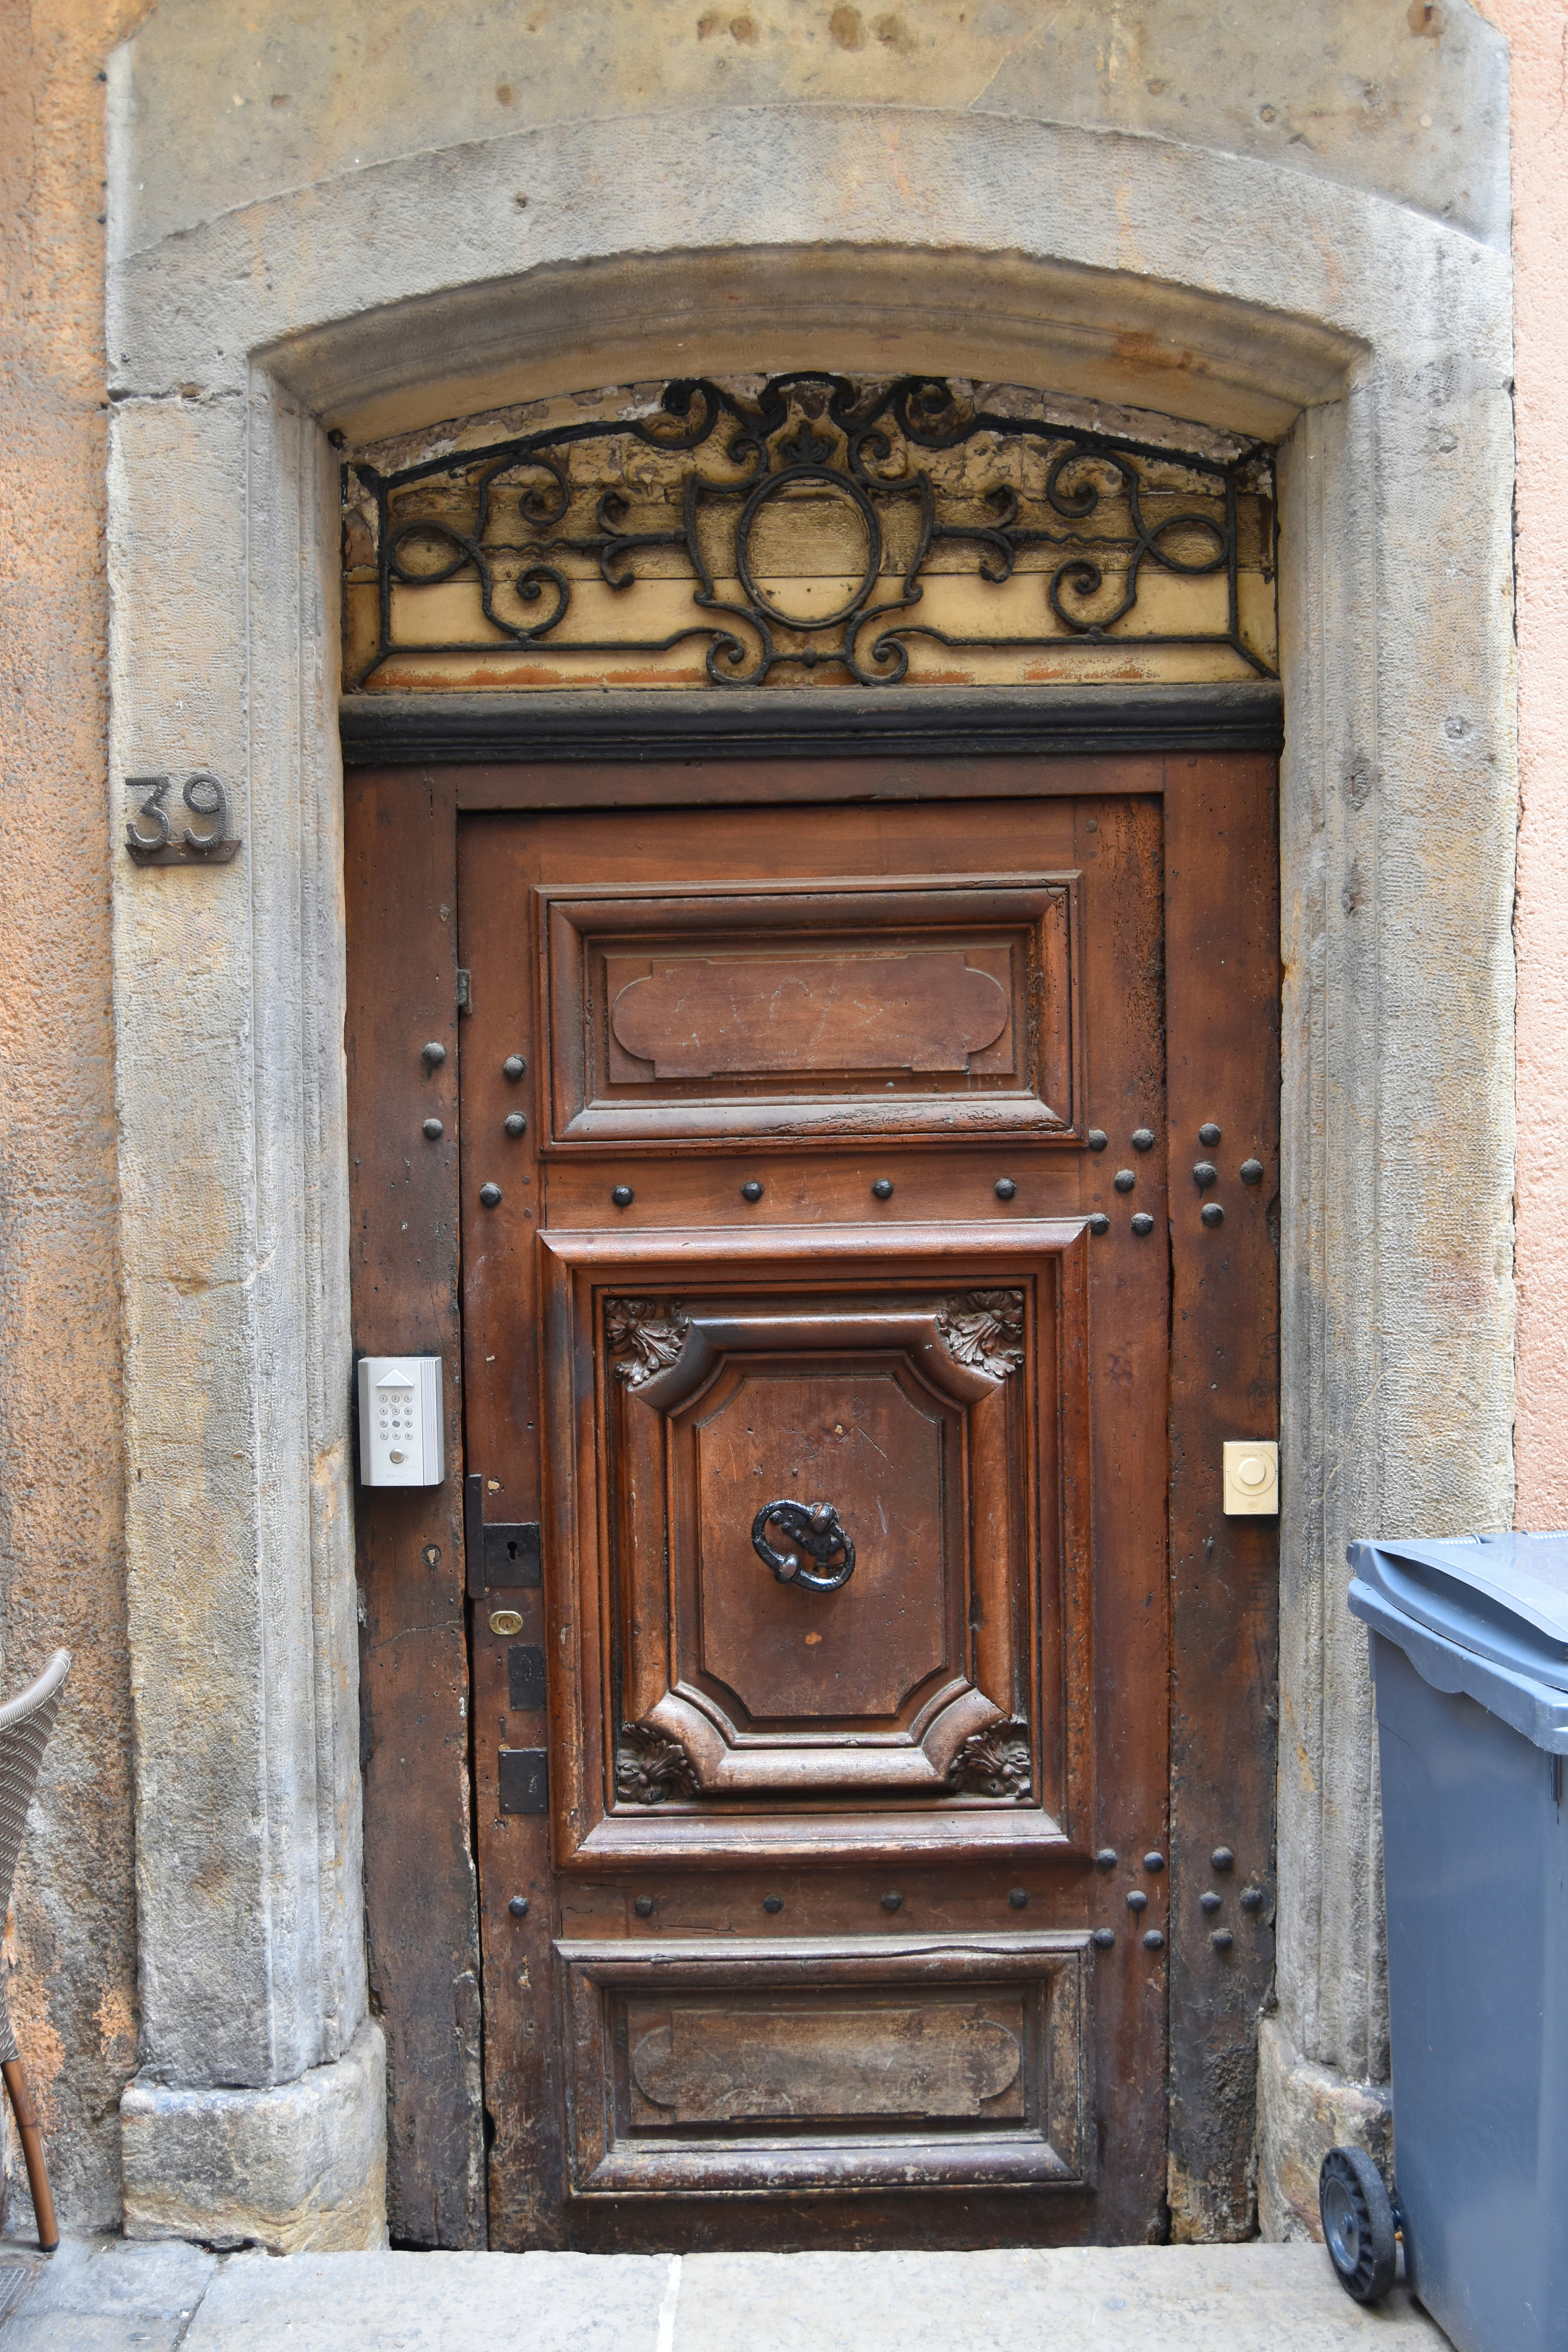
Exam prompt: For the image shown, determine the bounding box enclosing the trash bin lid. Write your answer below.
[1348,1532,1568,1691]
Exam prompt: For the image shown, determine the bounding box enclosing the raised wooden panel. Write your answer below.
[607,952,1011,1076]
[693,1364,955,1725]
[624,1306,1002,1779]
[627,2002,1026,2125]
[556,1934,1093,2197]
[538,875,1082,1149]
[539,1222,1091,1868]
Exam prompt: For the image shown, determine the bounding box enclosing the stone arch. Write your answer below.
[107,90,1515,2245]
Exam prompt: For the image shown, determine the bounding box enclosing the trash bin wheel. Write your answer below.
[1319,2146,1397,2304]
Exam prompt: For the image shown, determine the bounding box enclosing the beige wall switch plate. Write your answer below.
[1223,1439,1279,1515]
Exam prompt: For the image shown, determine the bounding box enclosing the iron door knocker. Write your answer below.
[751,1499,856,1593]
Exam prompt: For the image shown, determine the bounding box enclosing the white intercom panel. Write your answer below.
[357,1356,444,1487]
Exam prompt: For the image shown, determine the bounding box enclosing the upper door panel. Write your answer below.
[538,875,1082,1149]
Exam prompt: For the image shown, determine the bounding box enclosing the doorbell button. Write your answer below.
[1223,1440,1279,1515]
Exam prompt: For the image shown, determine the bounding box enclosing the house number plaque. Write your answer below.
[124,773,243,866]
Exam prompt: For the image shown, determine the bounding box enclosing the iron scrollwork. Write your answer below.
[751,1499,857,1594]
[345,372,1274,690]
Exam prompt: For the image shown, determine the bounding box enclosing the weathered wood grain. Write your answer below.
[346,769,485,2249]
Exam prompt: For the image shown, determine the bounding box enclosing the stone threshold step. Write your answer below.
[0,2237,1448,2351]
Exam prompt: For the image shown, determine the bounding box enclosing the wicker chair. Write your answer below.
[0,1652,70,2250]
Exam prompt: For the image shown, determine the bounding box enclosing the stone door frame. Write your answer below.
[105,98,1515,2245]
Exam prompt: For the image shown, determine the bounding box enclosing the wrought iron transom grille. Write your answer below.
[343,372,1276,690]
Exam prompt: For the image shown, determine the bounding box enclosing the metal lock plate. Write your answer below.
[508,1644,546,1713]
[1223,1439,1279,1515]
[498,1749,548,1815]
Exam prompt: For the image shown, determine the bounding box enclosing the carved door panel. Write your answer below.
[459,791,1174,2249]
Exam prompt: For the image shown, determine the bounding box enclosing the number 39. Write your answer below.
[125,773,230,854]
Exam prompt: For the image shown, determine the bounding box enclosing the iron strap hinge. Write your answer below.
[464,1472,543,1599]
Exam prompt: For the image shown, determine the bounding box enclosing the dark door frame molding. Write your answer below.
[339,681,1283,769]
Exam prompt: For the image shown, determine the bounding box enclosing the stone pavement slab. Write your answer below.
[0,2231,215,2349]
[673,2247,1445,2352]
[182,2247,668,2351]
[0,2238,1450,2350]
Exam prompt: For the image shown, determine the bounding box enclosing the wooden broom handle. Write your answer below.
[2,2060,57,2250]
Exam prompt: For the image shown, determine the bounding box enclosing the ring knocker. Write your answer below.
[751,1499,856,1593]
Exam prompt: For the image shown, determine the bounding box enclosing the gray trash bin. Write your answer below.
[1340,1531,1568,2352]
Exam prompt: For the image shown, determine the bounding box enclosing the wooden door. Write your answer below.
[459,788,1171,2247]
[348,746,1279,2254]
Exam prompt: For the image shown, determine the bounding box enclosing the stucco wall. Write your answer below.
[1483,0,1568,1528]
[0,0,149,2235]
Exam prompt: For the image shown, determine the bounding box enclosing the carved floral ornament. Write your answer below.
[604,1298,690,1387]
[342,372,1276,691]
[615,1723,699,1807]
[605,1292,1025,1387]
[947,1717,1033,1802]
[936,1290,1026,1377]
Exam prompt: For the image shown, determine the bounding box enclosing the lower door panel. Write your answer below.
[557,1933,1093,2198]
